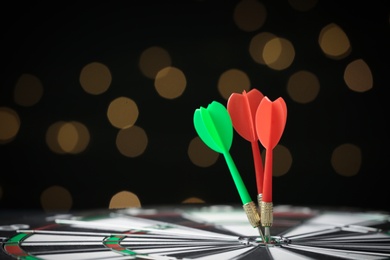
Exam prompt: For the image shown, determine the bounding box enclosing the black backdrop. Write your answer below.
[0,1,389,212]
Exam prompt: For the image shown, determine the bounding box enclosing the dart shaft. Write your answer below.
[224,152,251,204]
[251,141,264,194]
[263,150,273,202]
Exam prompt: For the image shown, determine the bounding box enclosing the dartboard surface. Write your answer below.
[1,204,390,259]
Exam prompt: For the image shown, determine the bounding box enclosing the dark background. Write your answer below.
[0,1,389,212]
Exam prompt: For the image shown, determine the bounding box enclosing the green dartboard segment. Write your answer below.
[103,235,139,256]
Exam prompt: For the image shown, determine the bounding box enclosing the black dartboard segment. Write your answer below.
[1,205,390,259]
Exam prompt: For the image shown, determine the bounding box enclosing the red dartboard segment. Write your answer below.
[3,233,37,259]
[3,244,29,257]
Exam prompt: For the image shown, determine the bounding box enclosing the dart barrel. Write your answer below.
[243,201,261,228]
[260,201,273,227]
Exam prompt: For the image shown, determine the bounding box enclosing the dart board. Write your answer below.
[1,204,390,260]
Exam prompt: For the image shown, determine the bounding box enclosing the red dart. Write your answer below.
[255,96,287,242]
[255,96,287,203]
[227,89,265,196]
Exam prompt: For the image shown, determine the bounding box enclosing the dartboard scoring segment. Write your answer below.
[2,205,389,260]
[1,225,288,259]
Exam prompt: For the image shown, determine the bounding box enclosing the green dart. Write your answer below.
[193,101,265,241]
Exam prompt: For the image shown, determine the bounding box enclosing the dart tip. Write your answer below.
[264,226,271,243]
[257,226,266,243]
